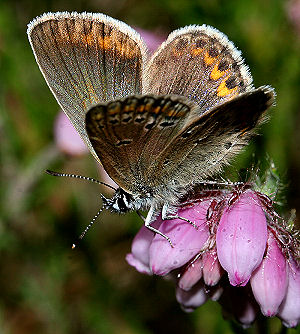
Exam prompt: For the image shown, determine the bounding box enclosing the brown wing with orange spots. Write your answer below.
[143,25,253,115]
[27,12,148,162]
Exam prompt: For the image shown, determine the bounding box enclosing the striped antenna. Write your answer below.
[45,169,117,191]
[72,206,104,249]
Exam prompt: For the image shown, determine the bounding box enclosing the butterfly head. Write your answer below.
[101,188,135,213]
[101,187,155,214]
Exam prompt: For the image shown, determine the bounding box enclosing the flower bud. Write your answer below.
[202,249,223,286]
[178,258,203,291]
[278,257,300,328]
[176,281,208,312]
[216,190,268,286]
[250,232,287,316]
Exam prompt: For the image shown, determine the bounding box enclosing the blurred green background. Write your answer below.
[1,0,300,333]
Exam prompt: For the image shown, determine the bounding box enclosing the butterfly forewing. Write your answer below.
[85,95,199,194]
[151,86,275,187]
[27,12,148,161]
[144,25,253,114]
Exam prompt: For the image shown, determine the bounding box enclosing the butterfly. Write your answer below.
[27,12,275,243]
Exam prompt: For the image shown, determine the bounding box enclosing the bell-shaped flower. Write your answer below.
[176,281,208,312]
[250,232,288,316]
[149,200,211,275]
[202,248,224,286]
[178,257,203,291]
[278,257,300,328]
[216,190,268,286]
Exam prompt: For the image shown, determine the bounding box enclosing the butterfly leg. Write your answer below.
[144,205,174,247]
[161,204,198,230]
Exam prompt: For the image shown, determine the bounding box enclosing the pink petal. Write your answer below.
[126,222,160,275]
[54,112,88,155]
[178,258,203,291]
[278,257,300,328]
[202,248,224,286]
[149,201,211,275]
[251,232,288,317]
[216,190,268,286]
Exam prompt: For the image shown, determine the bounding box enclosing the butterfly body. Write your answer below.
[27,12,275,238]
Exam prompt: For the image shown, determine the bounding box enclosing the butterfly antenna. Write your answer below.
[72,206,104,249]
[45,169,117,191]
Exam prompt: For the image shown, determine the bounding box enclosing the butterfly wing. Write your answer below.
[150,86,275,189]
[85,95,199,194]
[144,25,253,114]
[27,12,148,161]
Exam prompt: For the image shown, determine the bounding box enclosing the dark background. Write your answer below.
[1,0,300,333]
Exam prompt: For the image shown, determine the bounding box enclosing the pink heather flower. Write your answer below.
[176,281,208,312]
[250,232,288,317]
[125,221,161,275]
[278,257,300,328]
[202,248,224,286]
[216,190,268,286]
[149,201,211,275]
[178,257,203,291]
[126,172,299,328]
[54,111,88,155]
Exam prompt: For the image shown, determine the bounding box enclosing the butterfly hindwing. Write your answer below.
[85,95,199,194]
[27,12,148,161]
[151,86,275,187]
[144,25,253,114]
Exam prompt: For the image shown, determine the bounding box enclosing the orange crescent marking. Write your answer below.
[203,52,216,65]
[217,77,238,97]
[210,62,227,80]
